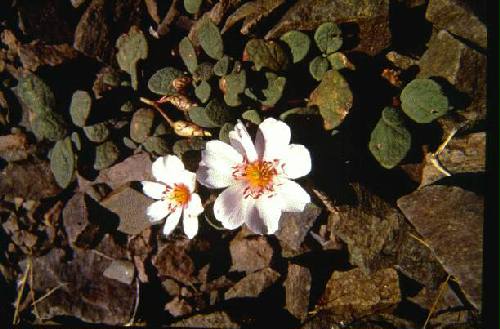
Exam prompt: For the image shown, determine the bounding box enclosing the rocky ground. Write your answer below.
[0,0,487,328]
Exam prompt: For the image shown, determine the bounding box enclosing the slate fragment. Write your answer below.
[275,203,321,257]
[317,268,401,322]
[73,0,143,63]
[397,185,483,310]
[425,0,486,49]
[63,193,104,248]
[0,159,61,200]
[172,311,240,328]
[18,41,79,71]
[103,260,135,284]
[229,232,273,273]
[284,264,311,322]
[408,283,462,312]
[153,238,197,285]
[331,184,404,273]
[438,132,486,174]
[23,248,136,325]
[165,296,193,317]
[265,0,391,56]
[418,30,486,130]
[224,267,280,300]
[101,185,153,235]
[0,133,32,162]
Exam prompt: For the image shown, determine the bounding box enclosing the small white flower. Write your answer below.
[142,155,204,239]
[197,118,311,234]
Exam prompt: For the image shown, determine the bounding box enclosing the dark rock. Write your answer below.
[284,264,311,322]
[100,185,154,235]
[397,185,483,310]
[63,193,102,248]
[407,283,463,311]
[0,159,61,200]
[224,267,280,300]
[331,184,405,274]
[317,268,401,322]
[425,0,486,49]
[95,233,129,259]
[103,260,135,284]
[172,311,240,328]
[229,231,273,273]
[73,0,143,63]
[428,309,481,329]
[19,41,79,71]
[153,238,197,286]
[275,203,322,257]
[418,30,486,130]
[265,0,391,56]
[23,248,137,325]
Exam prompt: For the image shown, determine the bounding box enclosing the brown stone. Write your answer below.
[284,264,311,321]
[224,267,280,300]
[153,238,197,285]
[229,232,273,273]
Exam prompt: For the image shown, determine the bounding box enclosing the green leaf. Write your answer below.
[327,52,355,70]
[16,73,55,114]
[179,37,198,73]
[69,90,92,127]
[123,136,137,150]
[143,136,169,155]
[279,107,319,121]
[245,72,286,107]
[188,106,217,128]
[280,30,310,63]
[193,62,214,81]
[369,107,411,169]
[214,55,232,76]
[222,70,246,107]
[188,99,232,128]
[116,26,148,90]
[218,122,235,144]
[314,22,342,54]
[308,70,353,130]
[148,67,184,96]
[50,137,75,188]
[31,111,67,141]
[198,17,224,60]
[130,108,155,143]
[195,80,211,103]
[71,131,82,151]
[83,122,110,143]
[309,56,330,81]
[184,0,202,14]
[400,79,448,123]
[243,39,289,71]
[94,141,120,170]
[173,137,206,158]
[242,110,262,125]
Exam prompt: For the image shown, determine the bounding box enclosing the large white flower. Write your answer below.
[142,155,204,239]
[197,118,311,234]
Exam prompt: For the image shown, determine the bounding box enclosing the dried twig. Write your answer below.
[140,97,175,126]
[31,283,68,307]
[423,274,451,329]
[13,259,31,325]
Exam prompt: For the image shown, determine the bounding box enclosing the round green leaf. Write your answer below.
[198,17,224,60]
[314,22,343,54]
[214,55,231,76]
[280,30,310,63]
[116,26,148,90]
[400,78,449,123]
[309,56,330,81]
[83,122,110,143]
[70,91,92,127]
[50,137,75,188]
[242,109,262,125]
[244,72,286,107]
[94,141,120,170]
[327,52,355,70]
[130,108,155,143]
[222,70,246,107]
[148,67,184,96]
[195,80,211,103]
[243,39,289,71]
[179,37,198,73]
[218,122,235,144]
[184,0,202,14]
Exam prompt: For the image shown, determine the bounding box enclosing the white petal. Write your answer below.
[255,196,284,234]
[228,121,258,161]
[186,193,204,217]
[255,118,291,161]
[213,183,251,230]
[152,155,185,185]
[146,200,170,223]
[275,179,310,212]
[177,170,197,192]
[281,144,312,179]
[183,211,199,239]
[197,141,242,189]
[142,181,165,200]
[162,207,182,236]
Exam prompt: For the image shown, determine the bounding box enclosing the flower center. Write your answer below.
[233,160,278,198]
[166,184,191,207]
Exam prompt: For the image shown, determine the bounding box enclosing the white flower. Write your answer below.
[196,118,311,234]
[142,155,204,239]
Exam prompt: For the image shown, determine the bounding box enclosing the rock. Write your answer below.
[63,193,103,248]
[317,268,401,322]
[397,185,483,310]
[172,311,240,328]
[331,184,404,274]
[425,0,486,49]
[19,41,79,71]
[265,0,391,56]
[407,283,463,312]
[73,0,143,63]
[95,233,129,260]
[165,297,193,317]
[284,264,311,322]
[275,203,321,257]
[0,133,32,162]
[229,232,273,273]
[428,309,480,329]
[153,238,197,286]
[23,248,137,325]
[103,260,135,284]
[224,268,280,300]
[162,278,181,296]
[0,159,61,200]
[418,30,486,130]
[438,132,485,174]
[101,185,153,235]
